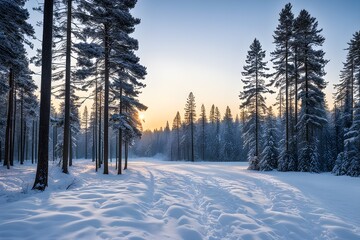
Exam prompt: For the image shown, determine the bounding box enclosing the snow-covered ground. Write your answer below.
[0,159,359,240]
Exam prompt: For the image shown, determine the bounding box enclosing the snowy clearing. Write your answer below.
[1,159,360,240]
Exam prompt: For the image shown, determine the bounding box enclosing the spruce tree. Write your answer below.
[270,3,296,171]
[295,10,328,172]
[199,104,207,160]
[184,92,196,162]
[240,38,271,170]
[221,106,235,161]
[172,111,181,160]
[77,0,145,174]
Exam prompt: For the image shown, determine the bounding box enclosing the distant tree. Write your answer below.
[184,92,196,161]
[172,111,182,160]
[240,38,271,170]
[221,106,235,161]
[198,104,207,160]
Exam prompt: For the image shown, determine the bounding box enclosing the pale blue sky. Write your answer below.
[26,0,360,130]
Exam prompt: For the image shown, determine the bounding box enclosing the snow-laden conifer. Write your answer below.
[240,39,272,170]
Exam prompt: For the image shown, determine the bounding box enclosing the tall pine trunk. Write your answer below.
[98,89,102,168]
[32,119,35,164]
[4,68,14,169]
[94,67,98,170]
[85,115,88,159]
[285,41,289,153]
[33,0,54,191]
[20,90,24,164]
[117,87,123,175]
[11,84,16,166]
[62,0,72,174]
[255,56,259,158]
[124,140,128,169]
[103,23,109,174]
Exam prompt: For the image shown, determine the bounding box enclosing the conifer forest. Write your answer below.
[1,1,360,239]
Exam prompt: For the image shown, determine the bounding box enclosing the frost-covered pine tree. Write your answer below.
[77,0,146,174]
[295,10,328,173]
[240,39,271,170]
[270,3,297,171]
[171,112,182,160]
[198,104,207,160]
[184,92,196,162]
[259,107,279,171]
[333,31,360,176]
[221,106,235,161]
[0,0,34,169]
[345,102,360,176]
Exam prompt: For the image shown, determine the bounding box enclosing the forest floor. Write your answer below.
[0,158,360,240]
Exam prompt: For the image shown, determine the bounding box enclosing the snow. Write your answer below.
[1,159,359,240]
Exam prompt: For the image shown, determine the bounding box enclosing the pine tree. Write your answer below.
[172,111,182,160]
[259,107,279,171]
[295,10,328,172]
[199,104,207,160]
[271,3,296,171]
[221,106,235,161]
[1,0,34,169]
[240,38,271,170]
[77,0,145,174]
[333,31,360,176]
[184,92,196,161]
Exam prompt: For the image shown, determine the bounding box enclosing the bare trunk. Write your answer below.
[118,87,123,175]
[4,68,14,169]
[33,0,54,191]
[103,23,109,174]
[62,0,72,174]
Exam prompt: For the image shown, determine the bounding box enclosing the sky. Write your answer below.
[26,0,360,131]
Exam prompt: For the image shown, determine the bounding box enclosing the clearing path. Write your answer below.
[0,159,359,239]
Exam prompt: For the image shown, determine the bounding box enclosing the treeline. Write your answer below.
[0,0,146,190]
[133,4,360,177]
[132,99,244,162]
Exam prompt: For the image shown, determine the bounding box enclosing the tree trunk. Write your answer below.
[62,0,72,174]
[85,114,88,159]
[98,89,102,169]
[118,87,123,175]
[115,134,118,169]
[32,119,35,164]
[103,23,109,174]
[4,68,14,169]
[255,56,259,158]
[35,119,38,163]
[124,140,128,169]
[20,90,24,164]
[11,83,16,166]
[285,41,289,153]
[33,0,54,191]
[53,113,57,161]
[94,65,98,170]
[69,130,72,166]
